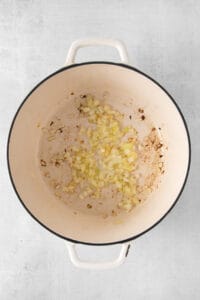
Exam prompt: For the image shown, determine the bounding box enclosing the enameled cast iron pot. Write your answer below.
[7,39,191,269]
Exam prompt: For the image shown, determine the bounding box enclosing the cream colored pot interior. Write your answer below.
[8,63,189,244]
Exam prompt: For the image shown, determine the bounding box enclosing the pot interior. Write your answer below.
[8,63,189,244]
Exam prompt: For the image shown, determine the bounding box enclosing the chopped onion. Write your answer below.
[64,95,138,211]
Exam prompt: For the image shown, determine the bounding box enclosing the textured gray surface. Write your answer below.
[0,0,199,299]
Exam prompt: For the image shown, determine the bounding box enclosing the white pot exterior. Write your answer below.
[8,62,190,245]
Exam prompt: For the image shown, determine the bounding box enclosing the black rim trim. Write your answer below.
[7,61,191,246]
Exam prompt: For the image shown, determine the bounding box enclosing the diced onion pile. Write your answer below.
[64,95,139,211]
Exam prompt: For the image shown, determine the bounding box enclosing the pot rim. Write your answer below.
[7,61,191,246]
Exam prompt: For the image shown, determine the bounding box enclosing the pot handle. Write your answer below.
[65,38,129,65]
[66,242,131,270]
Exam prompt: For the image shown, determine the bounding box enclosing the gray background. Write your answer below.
[0,0,199,299]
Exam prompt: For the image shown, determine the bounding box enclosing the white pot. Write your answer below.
[7,39,190,269]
